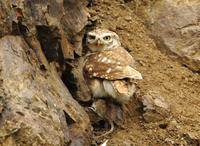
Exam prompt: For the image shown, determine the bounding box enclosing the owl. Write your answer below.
[83,28,142,104]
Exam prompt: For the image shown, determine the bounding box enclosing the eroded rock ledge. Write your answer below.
[0,35,91,146]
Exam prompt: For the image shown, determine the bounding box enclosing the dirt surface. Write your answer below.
[87,0,200,145]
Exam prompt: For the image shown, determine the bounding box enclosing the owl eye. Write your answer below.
[103,36,111,41]
[88,35,96,40]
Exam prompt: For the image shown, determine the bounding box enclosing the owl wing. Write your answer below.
[83,47,142,80]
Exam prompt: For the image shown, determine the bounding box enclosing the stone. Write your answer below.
[148,0,200,71]
[138,91,170,123]
[0,36,91,146]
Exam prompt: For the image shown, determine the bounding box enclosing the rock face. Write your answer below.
[0,0,88,59]
[0,1,93,145]
[0,36,91,146]
[148,0,200,71]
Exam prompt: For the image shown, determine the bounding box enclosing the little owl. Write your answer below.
[83,28,142,104]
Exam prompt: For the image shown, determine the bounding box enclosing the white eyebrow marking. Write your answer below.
[106,68,112,73]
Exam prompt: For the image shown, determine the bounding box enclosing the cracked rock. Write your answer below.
[138,91,171,123]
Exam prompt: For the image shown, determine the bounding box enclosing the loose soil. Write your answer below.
[87,0,200,145]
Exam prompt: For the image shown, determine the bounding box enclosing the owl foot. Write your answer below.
[93,120,114,139]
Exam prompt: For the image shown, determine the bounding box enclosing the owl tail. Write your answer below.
[103,80,135,103]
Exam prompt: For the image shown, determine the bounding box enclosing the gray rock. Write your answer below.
[148,0,200,71]
[139,91,170,123]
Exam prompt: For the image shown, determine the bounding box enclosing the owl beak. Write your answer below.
[97,39,101,46]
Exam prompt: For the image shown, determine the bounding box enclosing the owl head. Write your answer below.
[86,29,121,52]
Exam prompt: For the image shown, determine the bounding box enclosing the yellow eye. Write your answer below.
[88,35,96,40]
[103,36,111,41]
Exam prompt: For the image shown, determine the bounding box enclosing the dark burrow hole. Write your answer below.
[36,25,82,128]
[61,62,78,98]
[36,25,64,63]
[36,25,78,95]
[159,123,168,129]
